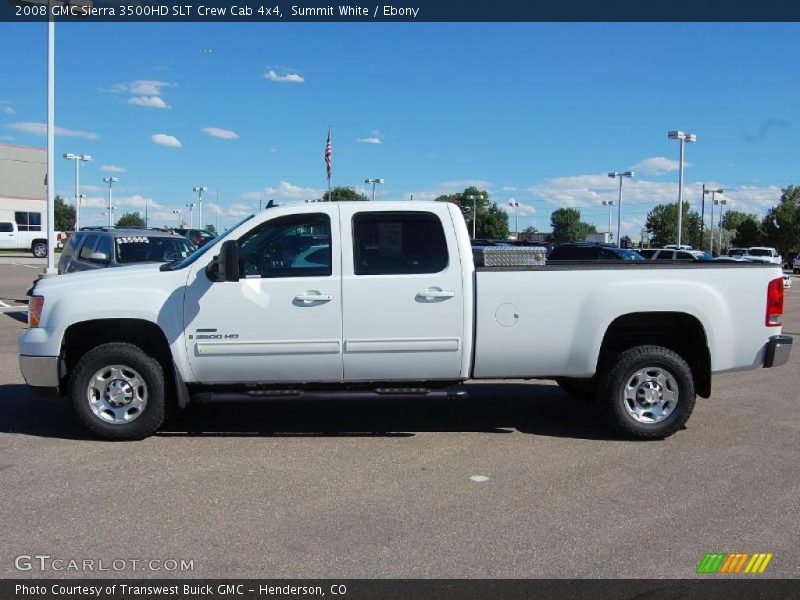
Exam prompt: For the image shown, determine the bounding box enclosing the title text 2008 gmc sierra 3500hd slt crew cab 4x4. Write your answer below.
[19,201,792,440]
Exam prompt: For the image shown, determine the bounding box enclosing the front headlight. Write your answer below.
[28,296,44,328]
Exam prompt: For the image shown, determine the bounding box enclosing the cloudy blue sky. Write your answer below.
[1,22,798,235]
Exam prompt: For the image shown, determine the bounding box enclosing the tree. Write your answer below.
[205,224,217,235]
[760,185,800,256]
[619,235,632,248]
[522,226,537,234]
[550,207,596,245]
[116,212,145,228]
[645,202,701,248]
[730,215,762,248]
[319,186,368,202]
[54,195,75,231]
[435,186,488,235]
[434,186,508,238]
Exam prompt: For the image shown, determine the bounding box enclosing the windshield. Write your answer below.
[116,236,195,264]
[748,248,773,257]
[161,215,254,271]
[728,248,747,256]
[691,251,714,261]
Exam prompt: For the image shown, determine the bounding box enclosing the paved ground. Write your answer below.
[1,264,798,579]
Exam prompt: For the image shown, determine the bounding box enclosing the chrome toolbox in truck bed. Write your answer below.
[472,246,547,267]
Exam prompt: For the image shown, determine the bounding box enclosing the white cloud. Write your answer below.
[0,135,14,142]
[1,101,14,115]
[631,156,685,176]
[202,127,239,140]
[7,122,98,139]
[356,137,382,144]
[403,179,494,203]
[129,96,170,109]
[101,164,126,173]
[112,80,174,96]
[151,133,182,148]
[502,185,517,192]
[263,70,304,83]
[243,181,322,204]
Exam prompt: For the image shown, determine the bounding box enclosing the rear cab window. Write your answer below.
[351,211,448,275]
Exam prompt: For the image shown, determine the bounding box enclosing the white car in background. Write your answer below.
[745,247,782,266]
[783,274,792,289]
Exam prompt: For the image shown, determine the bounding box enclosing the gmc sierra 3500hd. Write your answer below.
[19,201,792,440]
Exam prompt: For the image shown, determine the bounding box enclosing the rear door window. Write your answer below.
[352,211,448,275]
[655,251,674,260]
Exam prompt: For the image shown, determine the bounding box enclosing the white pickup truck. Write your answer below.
[0,218,64,257]
[19,201,792,441]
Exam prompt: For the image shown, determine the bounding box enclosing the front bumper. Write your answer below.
[764,335,793,368]
[19,355,60,391]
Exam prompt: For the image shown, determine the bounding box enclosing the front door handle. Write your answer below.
[417,289,455,300]
[295,292,333,303]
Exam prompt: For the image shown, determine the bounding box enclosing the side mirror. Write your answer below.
[217,240,240,282]
[88,251,110,263]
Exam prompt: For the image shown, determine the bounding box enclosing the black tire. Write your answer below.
[598,345,695,440]
[69,342,165,441]
[32,241,48,258]
[555,377,597,401]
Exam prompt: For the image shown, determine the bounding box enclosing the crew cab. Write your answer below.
[19,202,792,441]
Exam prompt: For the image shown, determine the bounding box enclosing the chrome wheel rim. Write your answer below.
[33,245,46,258]
[622,367,678,424]
[87,364,148,424]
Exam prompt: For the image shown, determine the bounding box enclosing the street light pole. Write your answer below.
[364,178,384,202]
[44,13,56,274]
[607,171,634,247]
[602,200,615,243]
[193,186,208,229]
[63,153,92,231]
[668,130,697,248]
[705,188,723,254]
[172,209,181,227]
[716,198,728,255]
[185,203,195,228]
[465,194,481,238]
[508,200,519,238]
[102,177,118,227]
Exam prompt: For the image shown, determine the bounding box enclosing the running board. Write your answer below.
[191,388,468,403]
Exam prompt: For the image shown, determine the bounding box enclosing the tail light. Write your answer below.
[766,277,784,327]
[28,296,44,328]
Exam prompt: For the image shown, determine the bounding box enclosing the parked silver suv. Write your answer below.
[58,227,195,274]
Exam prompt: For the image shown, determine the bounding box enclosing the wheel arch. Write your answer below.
[61,318,182,401]
[597,311,711,398]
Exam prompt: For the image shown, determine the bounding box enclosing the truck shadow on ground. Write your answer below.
[0,382,626,441]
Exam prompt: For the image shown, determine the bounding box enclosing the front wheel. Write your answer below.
[598,345,695,440]
[69,342,166,440]
[32,241,47,258]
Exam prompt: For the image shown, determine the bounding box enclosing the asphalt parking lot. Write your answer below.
[1,258,798,579]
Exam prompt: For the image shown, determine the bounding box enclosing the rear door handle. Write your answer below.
[295,292,333,303]
[417,289,455,300]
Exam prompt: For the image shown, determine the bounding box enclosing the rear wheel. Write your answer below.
[598,345,695,440]
[32,241,47,258]
[69,342,165,441]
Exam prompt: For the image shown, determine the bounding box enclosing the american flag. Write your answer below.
[324,127,332,181]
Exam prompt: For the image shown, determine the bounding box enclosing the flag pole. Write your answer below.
[327,126,332,202]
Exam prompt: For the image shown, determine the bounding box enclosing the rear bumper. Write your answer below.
[764,335,792,368]
[19,354,59,394]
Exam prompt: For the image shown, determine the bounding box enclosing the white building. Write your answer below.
[0,143,47,233]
